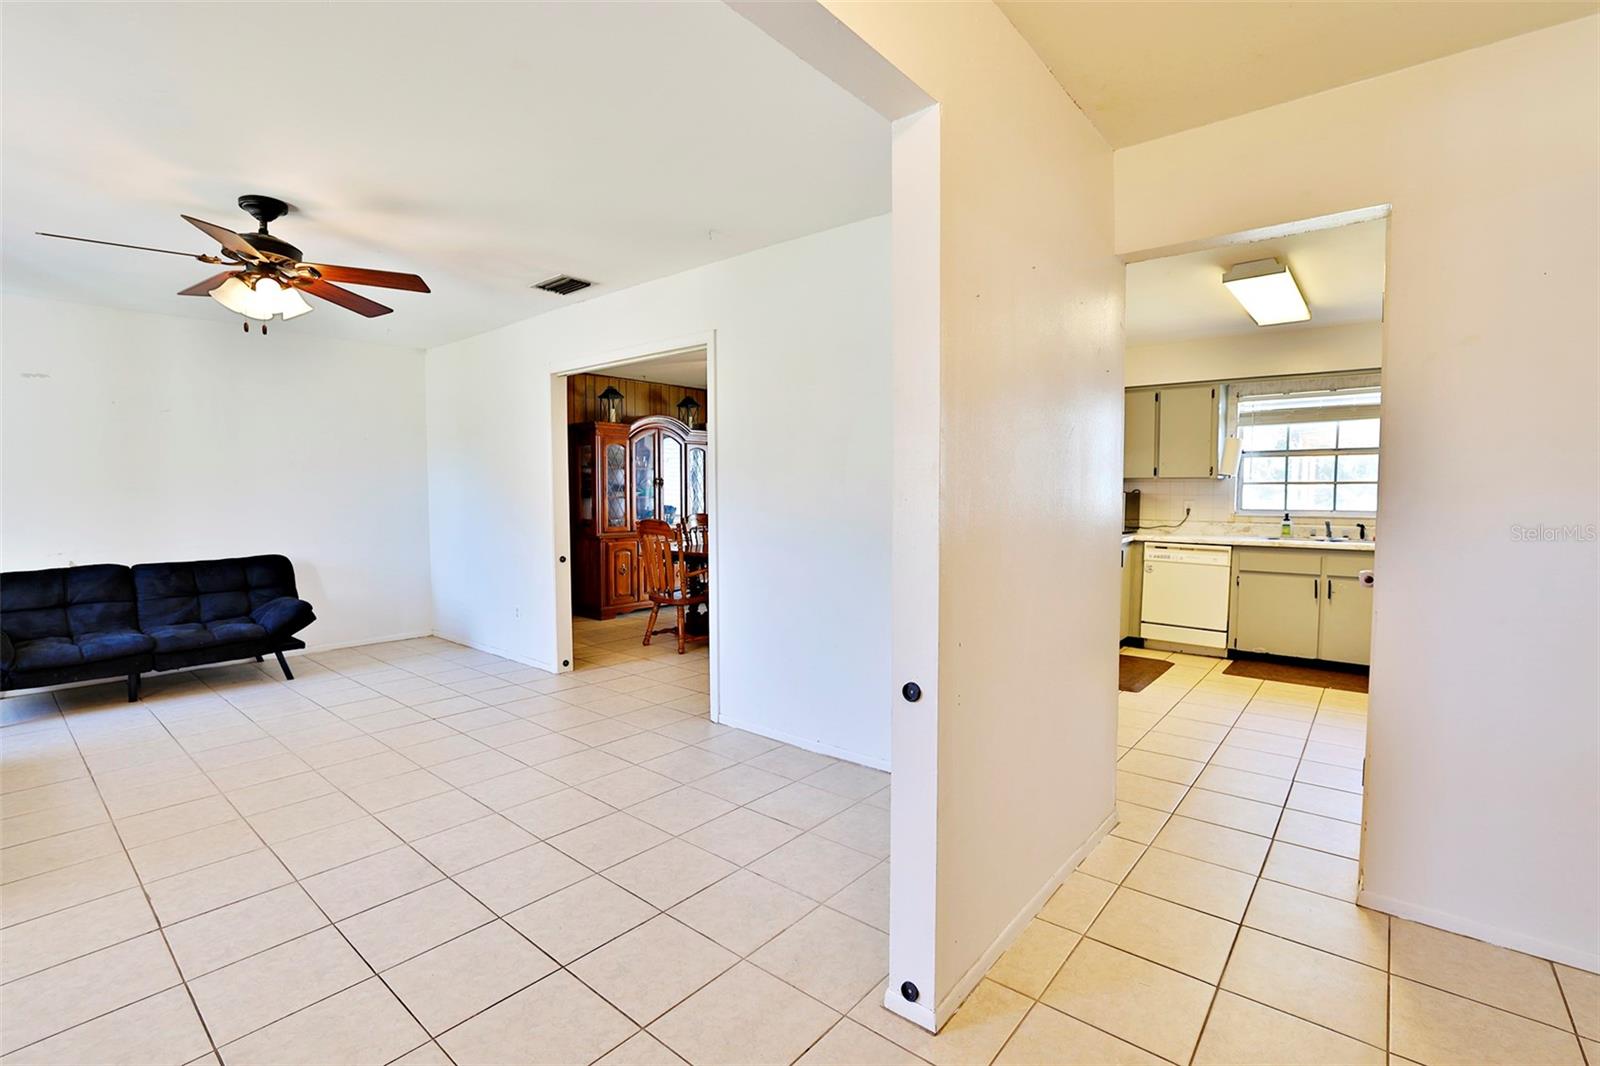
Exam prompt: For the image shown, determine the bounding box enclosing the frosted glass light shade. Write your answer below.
[1222,258,1310,326]
[209,275,313,321]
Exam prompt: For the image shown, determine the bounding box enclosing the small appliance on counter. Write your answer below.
[1123,489,1141,534]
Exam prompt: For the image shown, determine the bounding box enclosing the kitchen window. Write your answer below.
[1235,387,1379,515]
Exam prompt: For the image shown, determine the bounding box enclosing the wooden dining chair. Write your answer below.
[682,513,710,554]
[636,519,708,654]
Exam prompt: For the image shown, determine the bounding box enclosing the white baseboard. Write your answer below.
[925,807,1118,1031]
[713,712,890,772]
[1357,889,1600,975]
[297,630,435,655]
[429,630,557,674]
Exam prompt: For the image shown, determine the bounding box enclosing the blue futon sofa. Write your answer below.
[1,554,316,702]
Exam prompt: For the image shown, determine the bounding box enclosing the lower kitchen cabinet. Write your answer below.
[1229,547,1374,665]
[1120,541,1144,642]
[1319,557,1374,665]
[1233,570,1322,659]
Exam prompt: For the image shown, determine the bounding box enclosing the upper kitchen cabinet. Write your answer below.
[1124,384,1224,479]
[1124,391,1159,478]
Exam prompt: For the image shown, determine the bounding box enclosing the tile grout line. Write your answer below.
[5,633,885,1064]
[20,684,228,1065]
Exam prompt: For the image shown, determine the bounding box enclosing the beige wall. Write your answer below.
[1126,321,1381,388]
[825,0,1122,1025]
[1117,17,1600,970]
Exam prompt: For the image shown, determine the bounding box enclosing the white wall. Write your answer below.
[1,293,433,650]
[1126,321,1381,387]
[1117,17,1600,970]
[822,1,1122,1028]
[425,217,893,767]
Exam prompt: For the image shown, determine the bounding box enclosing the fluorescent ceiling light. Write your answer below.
[209,275,313,321]
[1222,257,1310,326]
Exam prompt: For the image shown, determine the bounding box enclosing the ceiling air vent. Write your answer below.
[534,275,593,296]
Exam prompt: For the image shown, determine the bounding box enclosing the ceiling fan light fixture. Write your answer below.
[1222,257,1310,326]
[209,274,313,321]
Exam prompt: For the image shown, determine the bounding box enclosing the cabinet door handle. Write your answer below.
[1313,578,1319,599]
[1327,578,1333,599]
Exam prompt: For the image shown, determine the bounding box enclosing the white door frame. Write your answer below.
[547,330,721,724]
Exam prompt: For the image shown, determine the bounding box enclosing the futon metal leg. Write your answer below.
[254,654,264,663]
[126,671,140,703]
[274,650,294,680]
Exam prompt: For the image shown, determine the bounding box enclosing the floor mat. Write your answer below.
[1224,658,1369,693]
[1119,655,1173,693]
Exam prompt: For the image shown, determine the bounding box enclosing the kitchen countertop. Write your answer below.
[1120,531,1375,552]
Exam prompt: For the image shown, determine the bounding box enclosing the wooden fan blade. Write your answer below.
[307,264,430,292]
[298,278,393,317]
[181,215,264,260]
[178,271,242,296]
[37,232,221,262]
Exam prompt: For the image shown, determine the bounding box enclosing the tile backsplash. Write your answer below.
[1125,477,1377,540]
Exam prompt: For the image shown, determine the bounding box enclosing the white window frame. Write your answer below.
[1234,388,1380,518]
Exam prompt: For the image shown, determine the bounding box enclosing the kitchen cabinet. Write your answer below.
[1233,570,1322,659]
[1319,554,1374,665]
[1228,547,1374,665]
[1124,392,1158,478]
[1124,384,1223,479]
[1120,541,1144,641]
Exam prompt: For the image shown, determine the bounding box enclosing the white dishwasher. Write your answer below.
[1140,543,1232,651]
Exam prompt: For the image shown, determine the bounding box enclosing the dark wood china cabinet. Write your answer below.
[570,415,708,619]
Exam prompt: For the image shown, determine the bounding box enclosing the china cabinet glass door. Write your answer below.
[633,432,657,522]
[603,443,628,531]
[687,445,707,516]
[660,436,684,526]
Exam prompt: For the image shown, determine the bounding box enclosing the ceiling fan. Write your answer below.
[38,194,429,330]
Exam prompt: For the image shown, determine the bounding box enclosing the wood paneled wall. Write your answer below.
[566,373,708,425]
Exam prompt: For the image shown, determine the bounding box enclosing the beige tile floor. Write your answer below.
[0,614,890,1065]
[925,647,1599,1066]
[2,629,1595,1065]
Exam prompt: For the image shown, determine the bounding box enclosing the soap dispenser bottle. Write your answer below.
[1281,512,1292,537]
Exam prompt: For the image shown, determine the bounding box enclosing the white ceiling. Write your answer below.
[1126,217,1387,345]
[998,1,1598,147]
[0,2,888,349]
[608,346,709,389]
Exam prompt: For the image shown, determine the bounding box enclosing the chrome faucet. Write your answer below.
[1325,520,1334,539]
[1358,522,1368,540]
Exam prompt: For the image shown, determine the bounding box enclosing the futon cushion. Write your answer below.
[147,623,217,653]
[134,555,301,631]
[78,630,156,663]
[13,637,82,671]
[250,597,315,638]
[1,569,71,641]
[207,618,267,644]
[67,566,141,635]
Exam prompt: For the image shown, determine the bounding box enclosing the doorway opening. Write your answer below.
[551,340,718,721]
[1114,207,1387,898]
